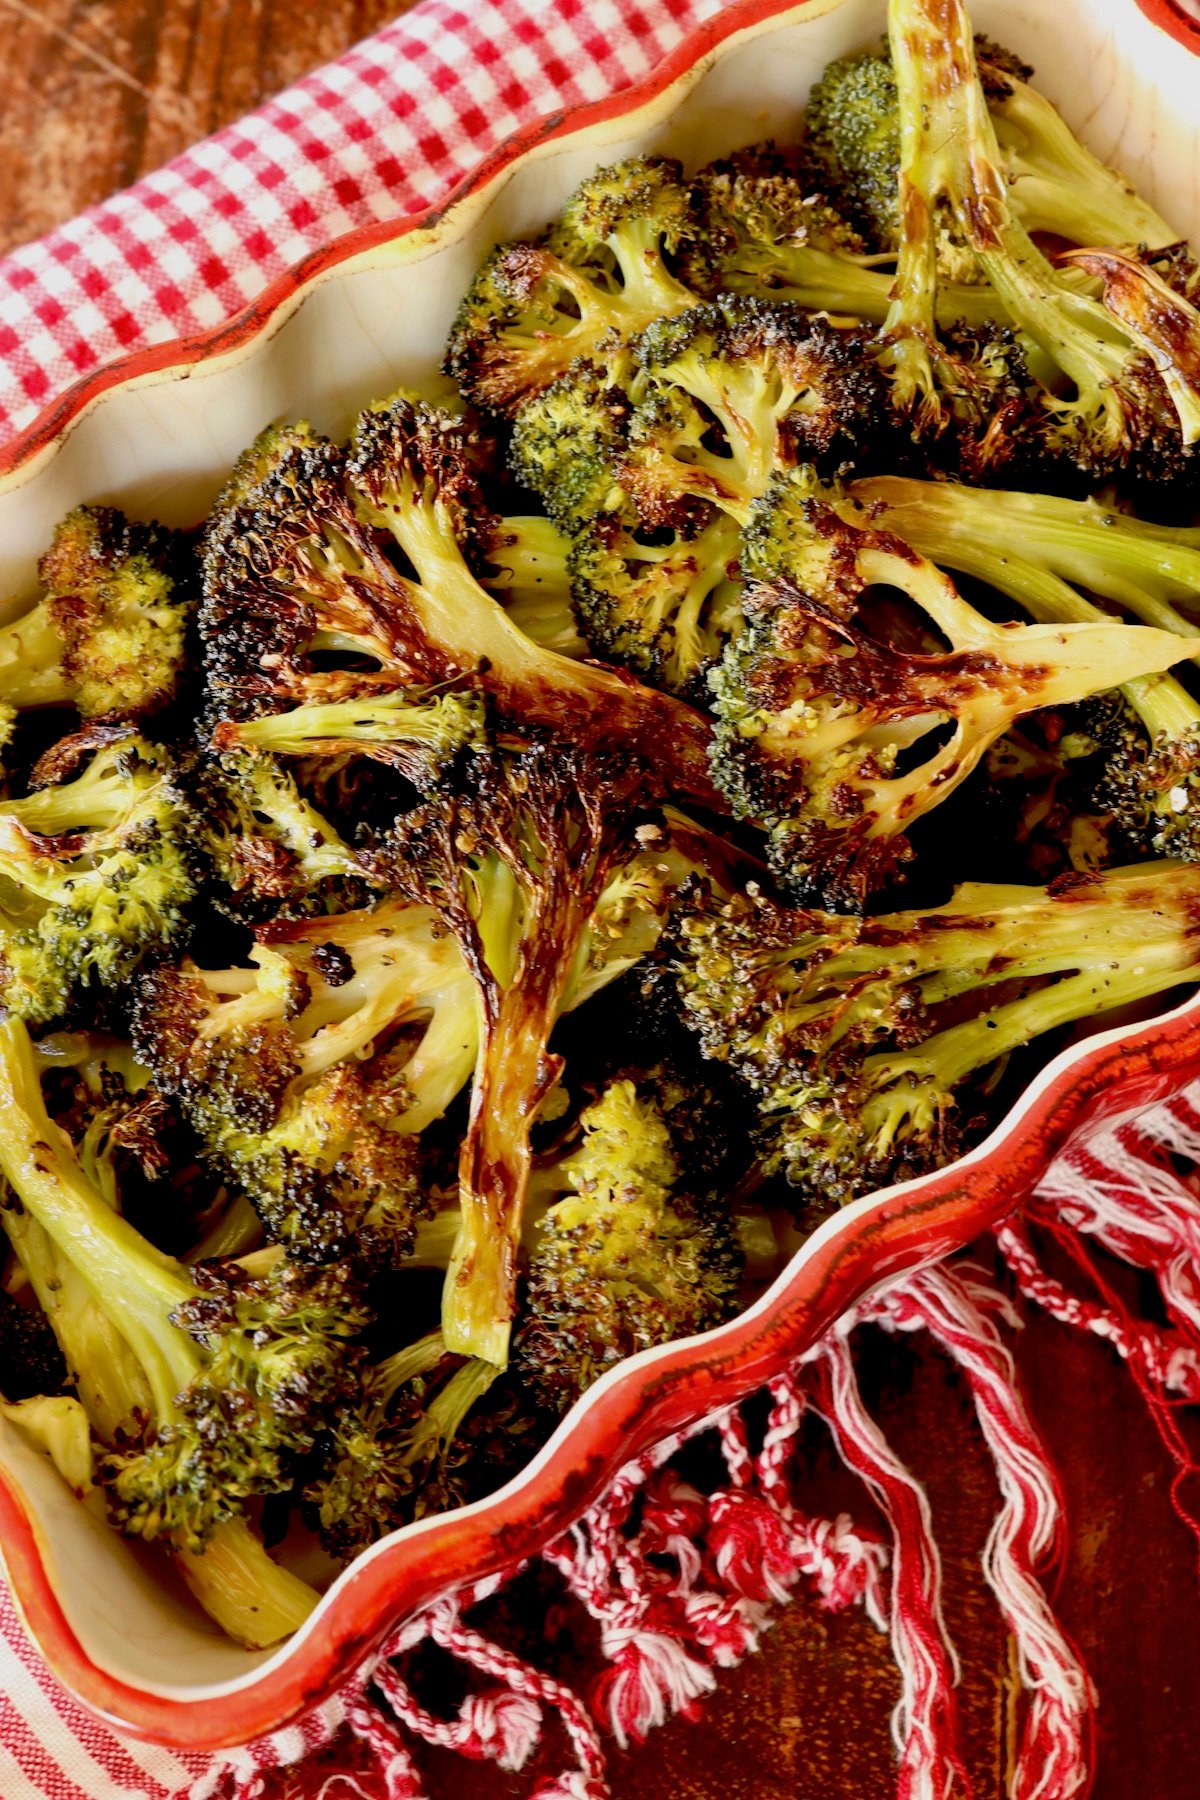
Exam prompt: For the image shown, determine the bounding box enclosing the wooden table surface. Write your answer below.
[1,5,1197,1797]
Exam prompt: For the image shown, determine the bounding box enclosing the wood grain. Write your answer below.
[0,5,1197,1796]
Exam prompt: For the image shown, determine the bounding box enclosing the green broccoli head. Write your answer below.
[710,471,1200,909]
[304,1330,505,1562]
[802,47,900,247]
[25,506,196,723]
[507,356,634,536]
[132,897,477,1266]
[0,727,194,1025]
[514,1078,742,1415]
[674,865,1200,1208]
[444,156,695,415]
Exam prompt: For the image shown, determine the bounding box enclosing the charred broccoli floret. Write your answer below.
[880,0,1200,477]
[0,726,193,1023]
[372,744,685,1366]
[0,1017,332,1645]
[346,391,718,803]
[183,750,376,923]
[507,357,635,537]
[846,474,1200,858]
[679,141,1002,329]
[514,1078,742,1415]
[445,157,695,414]
[568,509,744,699]
[202,432,486,782]
[675,865,1200,1204]
[804,38,1178,254]
[708,471,1199,908]
[132,891,478,1266]
[304,1328,506,1562]
[621,299,887,527]
[0,507,194,722]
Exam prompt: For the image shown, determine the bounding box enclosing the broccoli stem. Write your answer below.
[0,603,71,710]
[849,473,1200,752]
[765,251,1004,328]
[224,692,480,766]
[173,1518,318,1650]
[987,78,1177,250]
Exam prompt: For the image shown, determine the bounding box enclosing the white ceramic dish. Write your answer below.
[0,0,1197,1747]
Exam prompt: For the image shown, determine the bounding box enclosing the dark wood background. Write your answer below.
[0,5,1197,1796]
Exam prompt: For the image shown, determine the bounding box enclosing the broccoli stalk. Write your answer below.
[883,0,1200,471]
[847,473,1200,856]
[378,747,662,1366]
[476,515,587,656]
[675,864,1200,1205]
[0,1017,332,1646]
[708,473,1200,907]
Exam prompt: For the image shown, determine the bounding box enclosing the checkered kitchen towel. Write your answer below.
[0,4,728,1794]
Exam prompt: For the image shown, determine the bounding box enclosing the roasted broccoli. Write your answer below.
[475,513,587,656]
[804,37,1178,255]
[679,141,1003,329]
[514,1078,742,1415]
[133,893,476,1265]
[0,1018,332,1645]
[445,157,695,414]
[346,391,719,803]
[708,471,1200,908]
[675,864,1200,1204]
[879,0,1200,477]
[372,744,690,1366]
[304,1328,504,1562]
[846,474,1200,858]
[0,726,193,1023]
[183,749,376,922]
[0,506,194,722]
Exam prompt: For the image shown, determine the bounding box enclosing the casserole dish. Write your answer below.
[0,0,1198,1749]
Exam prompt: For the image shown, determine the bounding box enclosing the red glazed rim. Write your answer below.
[1134,0,1200,50]
[0,0,1198,1756]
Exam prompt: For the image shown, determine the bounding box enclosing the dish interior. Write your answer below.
[0,0,1196,1704]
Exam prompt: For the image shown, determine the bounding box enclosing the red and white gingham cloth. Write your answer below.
[0,4,728,1796]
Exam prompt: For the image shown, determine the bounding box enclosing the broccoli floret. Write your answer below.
[183,750,377,923]
[0,1017,330,1645]
[507,357,635,536]
[804,38,1178,254]
[304,1328,508,1562]
[445,157,695,415]
[674,865,1200,1206]
[846,474,1200,858]
[133,894,475,1266]
[210,418,323,522]
[513,1079,742,1415]
[880,3,1200,479]
[622,300,887,525]
[681,139,1004,332]
[473,513,587,657]
[202,430,487,784]
[371,744,682,1367]
[0,507,194,723]
[0,727,194,1023]
[346,391,719,804]
[709,471,1200,909]
[569,509,743,700]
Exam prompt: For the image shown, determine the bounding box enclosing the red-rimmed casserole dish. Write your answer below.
[0,0,1198,1751]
